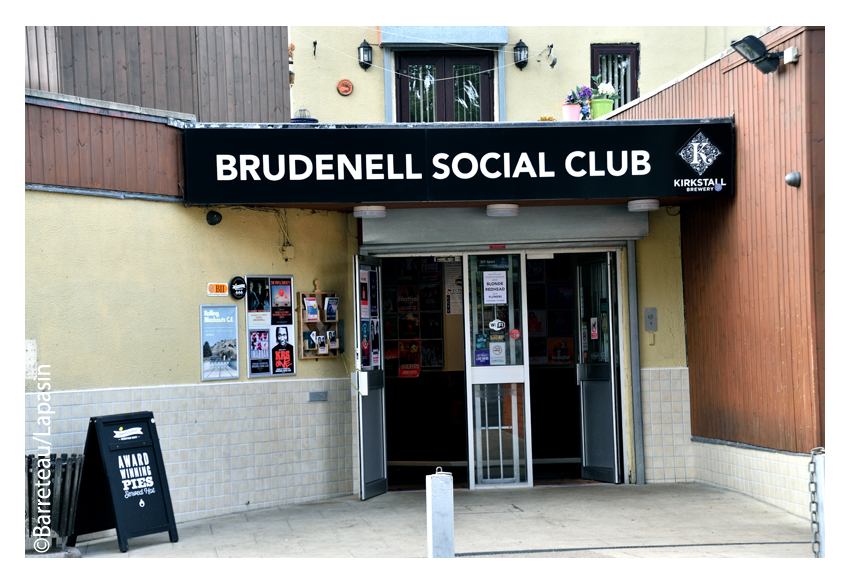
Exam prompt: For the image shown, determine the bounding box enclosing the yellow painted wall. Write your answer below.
[25,191,358,391]
[289,26,384,123]
[634,209,687,368]
[291,26,764,123]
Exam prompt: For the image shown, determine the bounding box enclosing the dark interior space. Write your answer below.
[528,366,583,483]
[385,371,468,490]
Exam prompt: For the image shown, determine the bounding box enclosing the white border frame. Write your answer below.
[199,303,240,382]
[245,274,296,378]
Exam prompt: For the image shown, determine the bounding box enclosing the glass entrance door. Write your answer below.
[464,253,531,487]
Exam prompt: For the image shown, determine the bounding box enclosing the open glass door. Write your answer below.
[353,255,388,499]
[575,252,621,483]
[464,253,532,487]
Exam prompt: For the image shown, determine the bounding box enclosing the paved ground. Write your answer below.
[77,482,813,559]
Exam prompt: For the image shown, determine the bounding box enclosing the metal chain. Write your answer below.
[809,447,825,558]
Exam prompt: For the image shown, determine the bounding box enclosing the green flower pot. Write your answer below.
[590,99,614,119]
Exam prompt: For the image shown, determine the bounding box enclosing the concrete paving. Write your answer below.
[77,483,813,559]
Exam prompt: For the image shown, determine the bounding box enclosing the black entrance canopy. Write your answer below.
[182,119,734,206]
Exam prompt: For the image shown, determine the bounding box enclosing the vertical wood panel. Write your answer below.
[52,108,68,186]
[112,27,128,105]
[26,104,182,198]
[137,26,154,109]
[612,27,823,452]
[164,27,181,112]
[151,26,167,110]
[125,26,142,107]
[99,26,115,102]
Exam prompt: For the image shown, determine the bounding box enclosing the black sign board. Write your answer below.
[183,119,734,205]
[68,411,178,552]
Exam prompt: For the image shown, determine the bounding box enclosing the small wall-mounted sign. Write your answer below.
[230,277,247,300]
[207,282,229,296]
[337,79,353,96]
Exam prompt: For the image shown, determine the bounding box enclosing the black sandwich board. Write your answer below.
[68,411,178,552]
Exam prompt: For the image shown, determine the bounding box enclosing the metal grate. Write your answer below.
[453,65,481,122]
[597,54,632,110]
[25,453,85,551]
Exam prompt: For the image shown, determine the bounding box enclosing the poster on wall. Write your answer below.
[360,319,371,359]
[397,285,419,312]
[371,318,381,366]
[421,340,444,368]
[247,277,271,326]
[384,342,399,377]
[200,304,239,381]
[420,283,441,312]
[360,271,370,318]
[271,325,295,374]
[270,278,293,325]
[245,275,296,378]
[369,271,379,318]
[548,338,574,365]
[399,312,420,339]
[248,329,271,375]
[399,340,421,378]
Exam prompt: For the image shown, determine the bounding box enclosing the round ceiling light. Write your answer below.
[627,199,660,212]
[353,205,386,219]
[486,204,519,217]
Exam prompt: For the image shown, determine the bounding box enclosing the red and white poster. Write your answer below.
[590,317,598,340]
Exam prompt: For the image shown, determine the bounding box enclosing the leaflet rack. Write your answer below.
[298,289,339,360]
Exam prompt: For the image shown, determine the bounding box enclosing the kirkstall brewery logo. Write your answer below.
[675,130,726,192]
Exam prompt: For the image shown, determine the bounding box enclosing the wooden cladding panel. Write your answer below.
[25,104,183,198]
[25,26,60,93]
[32,26,289,123]
[196,26,289,123]
[55,26,198,116]
[612,28,824,452]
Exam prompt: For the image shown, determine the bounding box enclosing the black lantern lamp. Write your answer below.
[731,35,790,74]
[358,40,372,70]
[514,39,528,70]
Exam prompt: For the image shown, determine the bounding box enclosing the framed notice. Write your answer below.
[200,304,239,381]
[245,275,296,378]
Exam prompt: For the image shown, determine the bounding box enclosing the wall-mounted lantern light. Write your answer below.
[514,40,528,70]
[358,40,373,70]
[731,35,799,74]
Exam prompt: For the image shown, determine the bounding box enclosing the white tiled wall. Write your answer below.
[640,367,694,483]
[639,366,812,519]
[24,378,357,540]
[692,440,811,518]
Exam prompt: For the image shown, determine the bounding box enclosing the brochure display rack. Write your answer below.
[298,286,339,360]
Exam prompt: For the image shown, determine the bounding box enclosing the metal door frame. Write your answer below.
[462,251,533,489]
[354,255,388,500]
[370,246,632,488]
[575,250,625,483]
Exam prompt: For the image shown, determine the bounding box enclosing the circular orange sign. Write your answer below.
[337,79,353,96]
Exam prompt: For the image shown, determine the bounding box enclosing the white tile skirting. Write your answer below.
[24,378,357,542]
[691,440,812,518]
[640,366,812,518]
[640,367,694,483]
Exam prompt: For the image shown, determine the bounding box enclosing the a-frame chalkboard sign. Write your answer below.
[68,411,178,552]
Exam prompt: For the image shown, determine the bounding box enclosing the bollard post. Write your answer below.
[813,449,825,558]
[426,467,454,558]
